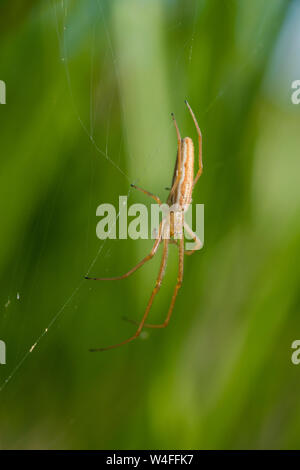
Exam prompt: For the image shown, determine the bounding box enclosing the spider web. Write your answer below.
[0,0,274,399]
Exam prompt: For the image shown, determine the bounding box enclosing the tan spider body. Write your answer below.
[168,136,194,240]
[86,101,203,351]
[168,136,194,209]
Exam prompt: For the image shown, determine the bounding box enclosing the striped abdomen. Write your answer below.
[168,137,194,210]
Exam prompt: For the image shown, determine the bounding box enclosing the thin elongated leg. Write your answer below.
[185,100,203,187]
[141,232,184,329]
[85,222,163,281]
[184,222,203,255]
[130,184,162,205]
[90,238,169,351]
[168,112,182,199]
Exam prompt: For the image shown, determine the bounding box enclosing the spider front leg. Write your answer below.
[90,237,169,351]
[185,100,203,187]
[168,112,182,200]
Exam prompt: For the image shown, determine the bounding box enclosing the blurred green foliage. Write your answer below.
[0,0,300,450]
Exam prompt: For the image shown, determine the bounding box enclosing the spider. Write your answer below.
[86,100,203,351]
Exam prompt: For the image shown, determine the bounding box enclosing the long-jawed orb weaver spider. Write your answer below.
[86,100,203,351]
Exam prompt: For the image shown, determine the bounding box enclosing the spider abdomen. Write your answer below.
[171,137,194,211]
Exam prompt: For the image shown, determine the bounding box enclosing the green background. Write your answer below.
[0,0,300,449]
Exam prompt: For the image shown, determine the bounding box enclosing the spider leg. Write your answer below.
[90,237,169,351]
[139,231,184,329]
[184,222,203,255]
[130,184,162,205]
[168,112,182,199]
[85,221,163,281]
[185,100,203,187]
